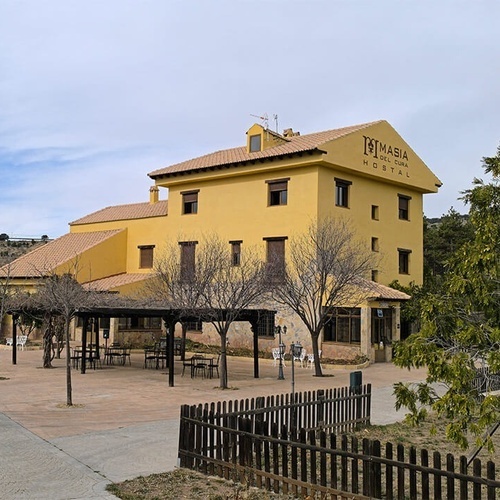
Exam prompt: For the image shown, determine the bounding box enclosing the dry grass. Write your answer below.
[108,414,500,499]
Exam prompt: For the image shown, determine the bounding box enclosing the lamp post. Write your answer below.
[290,341,302,430]
[275,325,287,380]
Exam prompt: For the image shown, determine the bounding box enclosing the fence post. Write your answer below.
[317,389,325,428]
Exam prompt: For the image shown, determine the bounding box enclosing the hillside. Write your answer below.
[0,239,49,268]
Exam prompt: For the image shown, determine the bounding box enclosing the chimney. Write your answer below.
[149,185,159,204]
[283,128,300,138]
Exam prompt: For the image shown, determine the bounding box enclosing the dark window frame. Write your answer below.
[179,241,198,282]
[323,307,361,344]
[398,248,411,274]
[398,194,411,220]
[183,320,203,332]
[182,190,199,215]
[335,178,351,208]
[249,134,262,152]
[371,205,379,220]
[267,178,289,206]
[230,240,242,266]
[264,236,287,282]
[256,311,275,337]
[118,317,162,330]
[138,245,155,269]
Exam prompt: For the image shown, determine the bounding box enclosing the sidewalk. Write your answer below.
[0,349,427,499]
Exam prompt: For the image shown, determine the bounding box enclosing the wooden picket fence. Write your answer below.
[178,385,500,498]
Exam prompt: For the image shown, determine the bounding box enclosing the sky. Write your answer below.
[1,0,499,239]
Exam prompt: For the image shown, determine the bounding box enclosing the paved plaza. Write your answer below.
[0,347,427,499]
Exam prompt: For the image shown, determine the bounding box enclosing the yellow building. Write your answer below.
[1,120,441,363]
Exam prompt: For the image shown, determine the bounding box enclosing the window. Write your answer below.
[138,245,154,269]
[230,241,242,266]
[265,237,286,282]
[179,241,197,281]
[371,237,379,252]
[182,190,199,214]
[335,178,351,208]
[324,308,361,344]
[256,311,275,337]
[118,317,162,330]
[267,179,288,206]
[183,320,203,332]
[371,270,379,282]
[371,205,379,220]
[249,134,262,152]
[398,195,411,220]
[398,248,411,274]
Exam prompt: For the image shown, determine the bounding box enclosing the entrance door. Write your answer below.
[371,308,393,346]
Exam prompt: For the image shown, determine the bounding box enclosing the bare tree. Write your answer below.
[31,273,93,405]
[150,234,265,389]
[270,217,375,376]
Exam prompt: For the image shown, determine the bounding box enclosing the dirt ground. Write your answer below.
[109,414,500,499]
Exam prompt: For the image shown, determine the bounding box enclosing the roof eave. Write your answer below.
[149,148,326,181]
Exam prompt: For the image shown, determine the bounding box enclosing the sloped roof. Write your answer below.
[83,273,152,292]
[360,280,411,301]
[70,200,168,226]
[149,121,382,178]
[0,230,124,278]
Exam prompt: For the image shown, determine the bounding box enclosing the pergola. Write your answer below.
[8,306,276,387]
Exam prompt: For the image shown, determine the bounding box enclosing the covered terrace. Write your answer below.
[8,305,276,387]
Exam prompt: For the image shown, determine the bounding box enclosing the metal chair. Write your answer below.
[293,347,307,368]
[307,350,322,369]
[207,354,220,379]
[272,347,286,367]
[191,355,208,378]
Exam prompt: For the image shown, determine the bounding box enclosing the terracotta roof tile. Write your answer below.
[1,230,124,278]
[70,200,168,226]
[149,121,382,178]
[83,273,151,292]
[359,279,411,301]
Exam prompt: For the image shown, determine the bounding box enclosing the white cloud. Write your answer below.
[1,0,499,237]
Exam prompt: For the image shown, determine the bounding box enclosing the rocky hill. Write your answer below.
[0,239,50,268]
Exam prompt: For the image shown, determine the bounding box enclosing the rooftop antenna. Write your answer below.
[273,114,279,133]
[250,113,269,129]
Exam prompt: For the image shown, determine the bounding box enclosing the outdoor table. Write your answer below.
[105,346,130,366]
[191,355,213,379]
[73,347,101,369]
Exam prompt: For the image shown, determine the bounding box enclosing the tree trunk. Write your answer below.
[65,317,73,406]
[219,330,228,389]
[42,325,53,368]
[311,333,323,377]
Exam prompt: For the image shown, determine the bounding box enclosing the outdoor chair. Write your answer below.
[90,351,102,370]
[144,347,157,369]
[293,347,307,368]
[207,353,220,379]
[155,345,167,369]
[191,355,208,378]
[70,347,82,369]
[120,347,131,366]
[272,347,286,367]
[307,350,322,369]
[182,356,194,377]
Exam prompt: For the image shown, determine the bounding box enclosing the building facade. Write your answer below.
[1,120,441,363]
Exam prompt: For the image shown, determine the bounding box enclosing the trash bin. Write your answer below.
[350,370,362,390]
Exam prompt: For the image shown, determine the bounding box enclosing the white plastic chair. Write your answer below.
[307,350,322,369]
[272,347,286,367]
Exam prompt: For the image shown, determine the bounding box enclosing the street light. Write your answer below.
[274,325,287,380]
[290,341,302,430]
